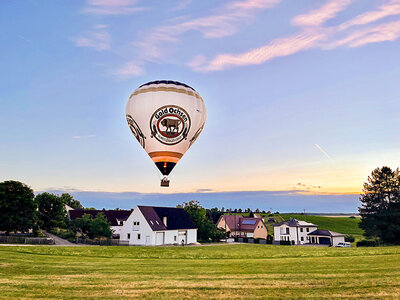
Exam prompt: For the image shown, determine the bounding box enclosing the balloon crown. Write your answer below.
[139,80,196,91]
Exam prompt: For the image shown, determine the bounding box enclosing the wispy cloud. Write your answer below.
[114,61,144,77]
[82,0,146,15]
[115,0,281,77]
[189,0,400,72]
[314,144,331,159]
[330,19,400,48]
[71,25,111,51]
[292,0,353,27]
[191,32,323,71]
[72,134,96,139]
[339,0,400,30]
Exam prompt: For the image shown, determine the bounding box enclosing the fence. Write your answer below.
[0,236,55,245]
[75,238,129,246]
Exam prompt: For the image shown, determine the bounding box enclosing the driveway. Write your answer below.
[43,231,78,246]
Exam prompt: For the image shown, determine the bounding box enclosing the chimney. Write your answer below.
[163,216,167,227]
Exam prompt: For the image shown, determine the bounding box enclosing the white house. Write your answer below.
[120,206,197,246]
[307,229,345,246]
[273,218,318,245]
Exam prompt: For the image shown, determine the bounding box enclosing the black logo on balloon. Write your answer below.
[150,105,191,145]
[126,114,146,148]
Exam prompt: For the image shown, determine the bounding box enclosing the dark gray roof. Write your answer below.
[68,210,132,226]
[308,229,345,237]
[273,218,318,227]
[138,206,197,231]
[139,80,195,91]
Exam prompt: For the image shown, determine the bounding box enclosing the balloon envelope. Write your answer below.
[126,80,206,179]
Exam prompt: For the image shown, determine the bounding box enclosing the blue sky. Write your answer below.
[1,0,400,212]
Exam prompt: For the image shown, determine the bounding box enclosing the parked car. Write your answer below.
[336,242,351,247]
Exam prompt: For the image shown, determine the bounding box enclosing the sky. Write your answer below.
[1,0,400,212]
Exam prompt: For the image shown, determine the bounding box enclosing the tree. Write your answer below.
[359,166,400,244]
[35,193,67,230]
[0,180,36,235]
[89,213,112,239]
[181,201,228,242]
[206,207,223,224]
[60,193,83,210]
[249,210,254,218]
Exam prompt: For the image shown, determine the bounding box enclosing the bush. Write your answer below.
[243,237,249,243]
[266,235,273,244]
[280,240,291,245]
[356,240,377,247]
[349,216,356,219]
[345,234,355,243]
[51,228,76,240]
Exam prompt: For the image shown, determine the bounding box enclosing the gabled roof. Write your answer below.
[138,206,197,231]
[308,229,345,237]
[273,218,318,227]
[68,210,132,226]
[218,215,265,232]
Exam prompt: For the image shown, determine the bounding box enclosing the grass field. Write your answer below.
[280,214,364,241]
[1,244,400,299]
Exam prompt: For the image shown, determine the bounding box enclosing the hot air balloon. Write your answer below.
[126,80,206,187]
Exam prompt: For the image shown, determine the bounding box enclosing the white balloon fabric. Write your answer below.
[126,80,206,183]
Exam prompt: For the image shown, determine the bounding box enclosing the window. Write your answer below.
[261,226,263,228]
[174,236,177,241]
[137,233,141,240]
[301,237,304,241]
[155,220,159,225]
[286,228,290,234]
[150,220,154,225]
[133,221,140,226]
[258,226,260,229]
[306,228,309,232]
[127,233,130,239]
[300,228,303,232]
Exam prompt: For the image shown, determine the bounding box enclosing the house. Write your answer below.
[307,229,345,246]
[273,218,318,245]
[216,215,267,238]
[68,209,132,238]
[119,206,197,246]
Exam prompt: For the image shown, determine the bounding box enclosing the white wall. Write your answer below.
[120,207,198,246]
[332,236,345,246]
[120,208,155,245]
[274,225,318,244]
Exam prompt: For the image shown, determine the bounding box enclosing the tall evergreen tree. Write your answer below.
[359,166,400,244]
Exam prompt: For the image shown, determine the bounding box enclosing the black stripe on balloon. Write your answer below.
[155,162,177,176]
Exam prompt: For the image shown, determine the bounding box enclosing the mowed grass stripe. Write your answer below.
[1,245,399,299]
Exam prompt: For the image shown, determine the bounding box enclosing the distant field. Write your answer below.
[280,214,364,241]
[1,245,400,299]
[226,213,365,241]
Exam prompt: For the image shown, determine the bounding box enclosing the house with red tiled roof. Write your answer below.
[216,215,267,239]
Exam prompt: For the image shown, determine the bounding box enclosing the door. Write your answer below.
[178,231,187,245]
[155,232,164,245]
[319,237,331,245]
[145,236,150,246]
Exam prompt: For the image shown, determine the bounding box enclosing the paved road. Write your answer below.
[43,231,78,246]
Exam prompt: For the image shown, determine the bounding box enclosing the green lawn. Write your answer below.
[1,244,399,299]
[280,214,364,241]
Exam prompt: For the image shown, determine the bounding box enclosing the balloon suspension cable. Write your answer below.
[161,176,170,187]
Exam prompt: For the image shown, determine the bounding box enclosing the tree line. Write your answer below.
[0,180,111,239]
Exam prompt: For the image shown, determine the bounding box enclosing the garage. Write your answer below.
[308,229,345,246]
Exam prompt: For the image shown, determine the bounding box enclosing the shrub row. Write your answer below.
[356,240,377,247]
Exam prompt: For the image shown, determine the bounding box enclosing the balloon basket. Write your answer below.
[161,178,170,187]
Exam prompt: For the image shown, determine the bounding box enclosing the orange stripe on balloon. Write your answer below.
[148,151,183,159]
